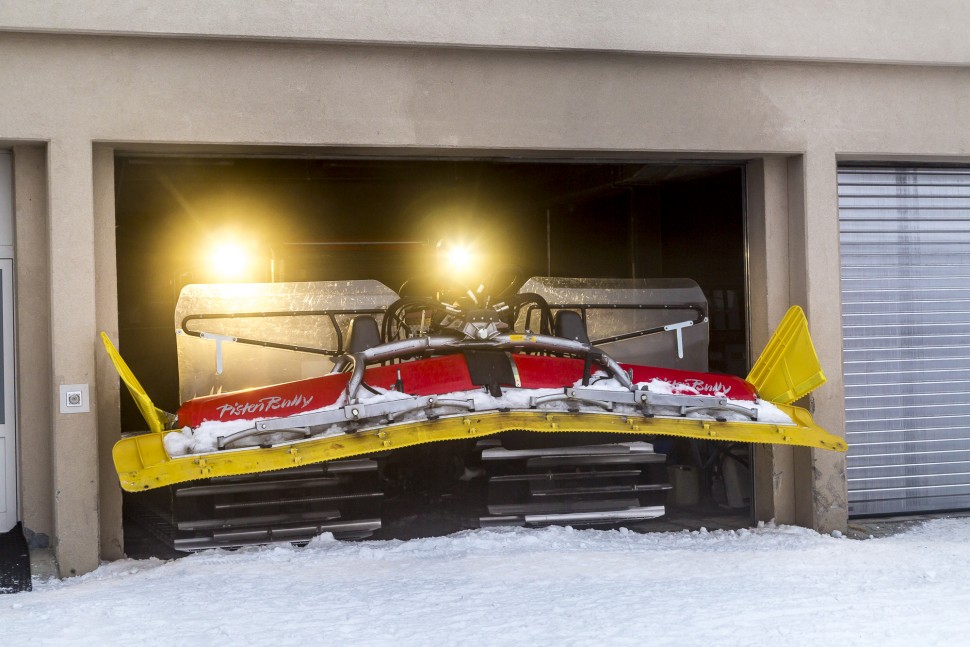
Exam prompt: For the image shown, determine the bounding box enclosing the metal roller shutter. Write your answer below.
[839,166,970,516]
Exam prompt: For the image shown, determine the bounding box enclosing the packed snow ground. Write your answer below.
[4,520,970,646]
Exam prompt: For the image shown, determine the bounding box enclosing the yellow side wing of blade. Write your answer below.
[746,306,827,405]
[113,409,847,492]
[100,332,173,434]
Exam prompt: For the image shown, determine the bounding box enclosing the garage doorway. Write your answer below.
[113,155,750,548]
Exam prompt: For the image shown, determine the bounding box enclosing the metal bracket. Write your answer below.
[218,426,313,450]
[529,390,614,411]
[216,394,478,449]
[565,386,758,421]
[663,320,694,359]
[427,397,476,412]
[678,404,758,419]
[213,384,756,451]
[199,332,237,375]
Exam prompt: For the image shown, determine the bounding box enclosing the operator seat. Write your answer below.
[554,310,591,345]
[346,315,382,354]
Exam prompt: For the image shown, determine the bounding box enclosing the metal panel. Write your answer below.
[174,280,398,402]
[839,166,970,516]
[518,277,709,371]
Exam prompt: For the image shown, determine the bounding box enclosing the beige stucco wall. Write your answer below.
[93,145,123,561]
[11,146,52,547]
[1,0,968,66]
[1,17,968,574]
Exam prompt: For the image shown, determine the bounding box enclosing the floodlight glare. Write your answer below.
[446,244,475,275]
[209,241,250,279]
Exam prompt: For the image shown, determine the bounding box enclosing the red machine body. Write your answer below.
[176,354,757,428]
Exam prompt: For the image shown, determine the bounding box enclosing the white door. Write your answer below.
[0,149,14,534]
[0,259,15,533]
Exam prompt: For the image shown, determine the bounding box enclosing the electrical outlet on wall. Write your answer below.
[59,384,90,413]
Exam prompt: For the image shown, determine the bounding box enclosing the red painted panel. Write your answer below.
[176,355,474,427]
[625,365,756,401]
[176,352,756,428]
[176,372,349,427]
[512,354,755,400]
[512,355,586,387]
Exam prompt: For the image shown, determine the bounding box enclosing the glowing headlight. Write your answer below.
[445,244,475,275]
[209,242,250,280]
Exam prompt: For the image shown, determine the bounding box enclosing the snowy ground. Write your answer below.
[3,519,970,646]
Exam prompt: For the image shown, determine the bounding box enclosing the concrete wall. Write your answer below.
[0,14,968,574]
[93,146,123,561]
[1,1,969,65]
[11,146,52,547]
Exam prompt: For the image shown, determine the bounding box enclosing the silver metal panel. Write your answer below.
[839,166,970,516]
[518,276,709,371]
[175,280,398,401]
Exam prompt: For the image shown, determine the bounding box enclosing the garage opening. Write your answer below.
[113,155,749,555]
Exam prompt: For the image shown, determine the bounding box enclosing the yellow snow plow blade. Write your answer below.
[101,332,173,435]
[113,408,847,492]
[746,306,827,405]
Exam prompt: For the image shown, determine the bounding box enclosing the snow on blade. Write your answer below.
[163,375,795,457]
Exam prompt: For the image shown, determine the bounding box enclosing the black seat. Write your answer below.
[345,315,382,354]
[554,310,590,344]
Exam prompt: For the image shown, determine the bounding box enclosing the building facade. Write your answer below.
[2,2,970,576]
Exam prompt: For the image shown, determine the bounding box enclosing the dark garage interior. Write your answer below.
[113,155,751,552]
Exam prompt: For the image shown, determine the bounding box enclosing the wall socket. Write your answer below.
[59,384,90,413]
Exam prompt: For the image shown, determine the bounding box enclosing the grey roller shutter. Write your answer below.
[839,166,970,516]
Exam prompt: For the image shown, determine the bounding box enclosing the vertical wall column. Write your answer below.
[788,150,848,533]
[12,146,53,548]
[746,157,797,524]
[48,138,100,576]
[93,146,122,560]
[746,153,847,532]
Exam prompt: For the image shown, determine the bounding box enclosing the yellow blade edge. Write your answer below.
[746,306,827,405]
[114,408,847,492]
[100,331,172,434]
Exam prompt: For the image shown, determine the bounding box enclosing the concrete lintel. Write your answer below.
[48,137,100,576]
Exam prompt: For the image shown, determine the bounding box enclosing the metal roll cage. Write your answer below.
[338,333,634,403]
